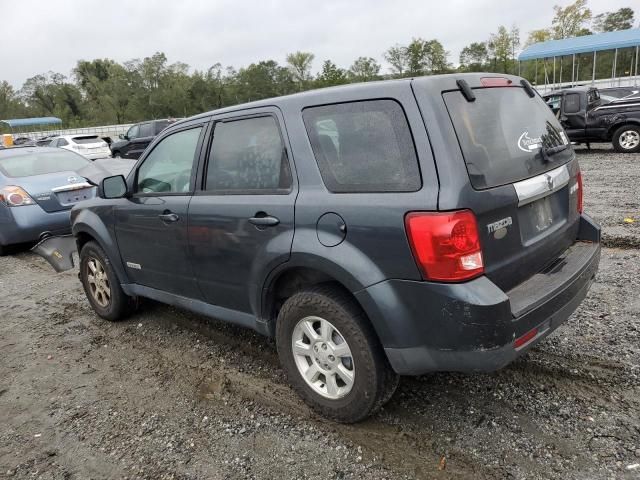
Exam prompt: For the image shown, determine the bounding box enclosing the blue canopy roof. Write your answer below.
[519,28,640,61]
[0,117,62,128]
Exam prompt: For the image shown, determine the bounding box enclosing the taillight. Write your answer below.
[0,186,35,207]
[576,171,583,213]
[405,210,484,282]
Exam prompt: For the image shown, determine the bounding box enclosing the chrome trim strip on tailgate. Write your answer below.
[52,182,94,193]
[513,165,570,207]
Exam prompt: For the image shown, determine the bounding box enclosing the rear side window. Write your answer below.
[564,93,580,113]
[303,100,421,193]
[205,116,292,193]
[444,87,572,189]
[154,120,170,134]
[139,123,155,137]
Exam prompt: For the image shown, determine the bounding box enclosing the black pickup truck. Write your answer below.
[543,86,640,153]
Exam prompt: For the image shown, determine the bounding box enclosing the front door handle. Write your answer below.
[159,212,179,223]
[248,214,280,227]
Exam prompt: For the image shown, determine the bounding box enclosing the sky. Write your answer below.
[0,0,634,87]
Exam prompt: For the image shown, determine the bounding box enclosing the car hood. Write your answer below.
[110,139,128,150]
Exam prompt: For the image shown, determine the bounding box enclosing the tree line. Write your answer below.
[0,1,636,129]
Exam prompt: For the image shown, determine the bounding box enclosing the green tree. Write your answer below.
[348,57,381,82]
[487,25,520,74]
[525,28,553,47]
[551,0,592,39]
[316,60,348,87]
[385,38,450,77]
[593,7,635,32]
[384,45,407,77]
[459,42,489,71]
[286,51,315,89]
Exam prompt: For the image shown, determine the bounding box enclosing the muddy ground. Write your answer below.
[1,146,639,480]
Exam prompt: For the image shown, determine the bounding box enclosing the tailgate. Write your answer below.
[423,78,583,290]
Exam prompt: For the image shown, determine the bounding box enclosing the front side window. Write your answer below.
[205,116,292,192]
[127,125,139,139]
[136,127,202,194]
[58,138,69,147]
[302,100,421,193]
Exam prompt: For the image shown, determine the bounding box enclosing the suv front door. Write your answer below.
[188,109,296,315]
[114,122,207,297]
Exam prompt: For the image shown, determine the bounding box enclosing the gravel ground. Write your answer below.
[0,147,639,480]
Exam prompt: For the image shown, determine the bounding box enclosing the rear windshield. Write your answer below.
[444,87,573,189]
[0,150,89,177]
[72,136,103,144]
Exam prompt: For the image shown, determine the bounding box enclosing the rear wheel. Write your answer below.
[79,241,136,321]
[612,125,640,153]
[112,151,121,159]
[276,285,399,423]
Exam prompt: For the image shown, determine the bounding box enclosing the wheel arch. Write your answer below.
[72,209,129,284]
[260,261,372,338]
[607,120,640,140]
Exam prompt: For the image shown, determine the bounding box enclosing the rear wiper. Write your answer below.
[540,144,569,162]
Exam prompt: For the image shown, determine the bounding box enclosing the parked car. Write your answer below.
[49,135,111,160]
[0,147,110,255]
[109,119,175,159]
[35,134,59,147]
[35,74,600,423]
[543,86,640,152]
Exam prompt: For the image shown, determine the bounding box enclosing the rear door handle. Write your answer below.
[158,212,179,223]
[248,214,280,227]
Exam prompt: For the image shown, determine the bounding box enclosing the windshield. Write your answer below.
[444,87,573,189]
[0,150,90,177]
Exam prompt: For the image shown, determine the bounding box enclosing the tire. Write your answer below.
[79,241,136,321]
[276,285,399,423]
[112,151,121,159]
[0,244,6,256]
[612,125,640,153]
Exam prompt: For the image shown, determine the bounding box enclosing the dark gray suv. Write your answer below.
[39,73,601,423]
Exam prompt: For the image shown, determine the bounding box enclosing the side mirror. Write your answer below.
[119,133,126,140]
[100,175,128,199]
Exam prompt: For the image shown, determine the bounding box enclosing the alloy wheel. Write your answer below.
[86,256,111,308]
[619,130,640,150]
[291,316,355,400]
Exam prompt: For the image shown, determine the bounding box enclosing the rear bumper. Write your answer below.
[0,204,71,246]
[356,214,601,375]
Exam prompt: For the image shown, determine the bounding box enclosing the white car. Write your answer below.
[49,135,111,161]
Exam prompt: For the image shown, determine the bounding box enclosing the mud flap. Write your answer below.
[31,235,78,273]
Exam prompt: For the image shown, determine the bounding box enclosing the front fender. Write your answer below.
[72,207,129,284]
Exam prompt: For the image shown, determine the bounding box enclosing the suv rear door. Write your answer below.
[413,76,582,290]
[188,108,296,317]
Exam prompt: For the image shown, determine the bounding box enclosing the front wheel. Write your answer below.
[112,151,121,159]
[612,125,640,153]
[79,241,136,321]
[276,285,399,423]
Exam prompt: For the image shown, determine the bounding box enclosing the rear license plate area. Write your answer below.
[56,187,94,205]
[519,189,568,245]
